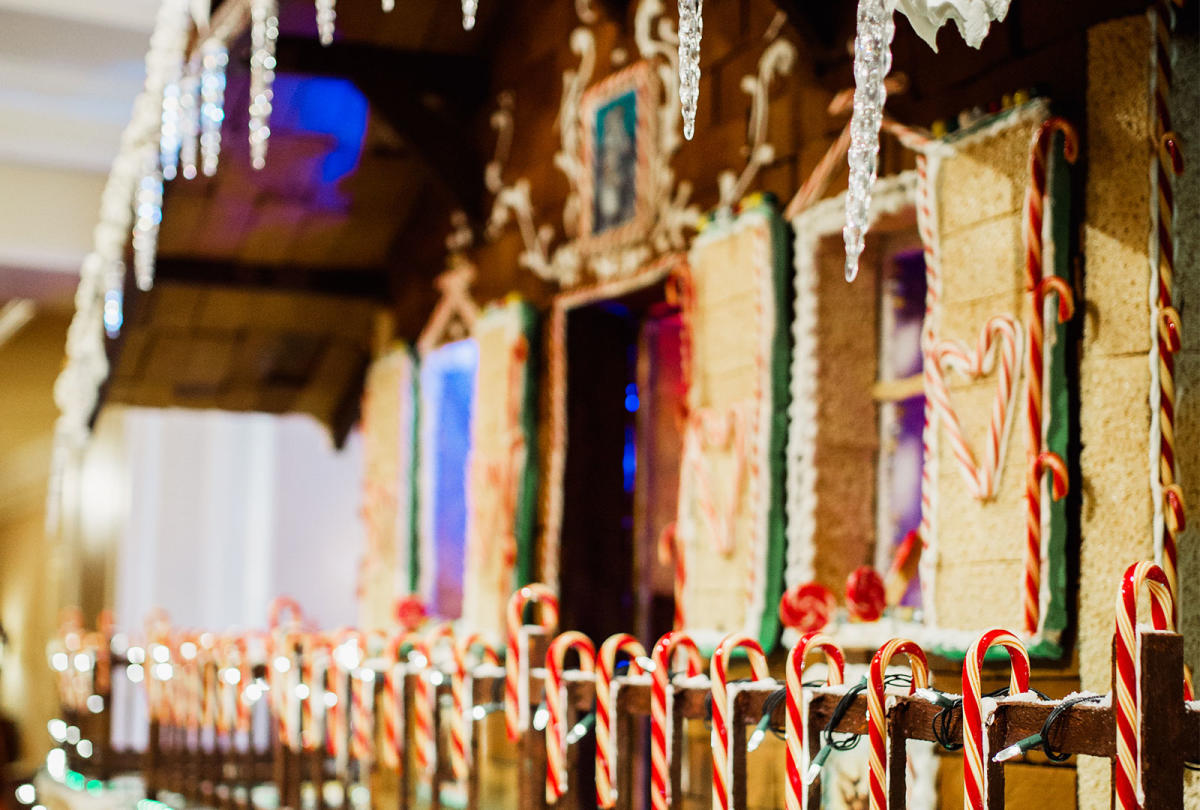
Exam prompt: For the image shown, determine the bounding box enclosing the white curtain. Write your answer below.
[105,407,364,748]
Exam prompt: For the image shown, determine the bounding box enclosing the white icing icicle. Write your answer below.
[178,64,200,180]
[843,0,895,282]
[894,0,1011,50]
[315,0,336,46]
[249,0,279,170]
[462,0,479,30]
[199,39,228,177]
[678,0,702,140]
[133,145,164,292]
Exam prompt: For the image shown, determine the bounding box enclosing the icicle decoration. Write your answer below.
[678,0,703,140]
[843,0,895,282]
[160,81,183,181]
[461,0,478,29]
[103,261,125,339]
[178,65,200,180]
[316,0,336,46]
[199,40,228,177]
[249,0,279,171]
[154,0,189,182]
[132,144,164,292]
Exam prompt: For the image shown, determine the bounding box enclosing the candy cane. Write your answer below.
[1023,117,1079,635]
[1024,448,1070,634]
[928,315,1022,501]
[916,150,942,596]
[450,633,501,784]
[1151,0,1185,608]
[596,634,648,808]
[867,639,929,810]
[650,632,705,810]
[379,632,410,771]
[408,637,438,785]
[710,633,772,810]
[785,632,845,810]
[962,629,1029,810]
[235,636,254,745]
[267,595,305,631]
[657,524,686,631]
[544,631,596,803]
[350,655,375,769]
[505,584,559,740]
[1114,561,1189,809]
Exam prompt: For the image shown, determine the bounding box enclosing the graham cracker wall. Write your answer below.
[931,104,1051,633]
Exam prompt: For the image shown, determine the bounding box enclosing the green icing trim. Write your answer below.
[408,342,421,596]
[701,194,792,654]
[511,299,541,591]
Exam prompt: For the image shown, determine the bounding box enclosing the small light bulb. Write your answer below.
[295,684,310,700]
[47,719,67,742]
[86,695,104,713]
[180,642,197,660]
[127,646,145,664]
[274,656,291,673]
[73,654,91,672]
[472,705,486,721]
[126,664,144,683]
[65,726,80,744]
[51,653,69,672]
[152,645,169,664]
[324,691,338,708]
[223,668,240,685]
[154,663,173,681]
[533,706,549,731]
[429,671,443,686]
[77,740,93,758]
[15,783,35,804]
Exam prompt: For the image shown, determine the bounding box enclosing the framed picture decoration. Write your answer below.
[576,60,659,257]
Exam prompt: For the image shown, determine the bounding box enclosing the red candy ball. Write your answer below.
[394,595,428,632]
[779,582,836,632]
[845,566,886,622]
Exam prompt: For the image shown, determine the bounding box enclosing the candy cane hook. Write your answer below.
[963,629,1030,810]
[408,637,438,786]
[505,584,559,740]
[650,632,706,810]
[786,632,845,810]
[450,633,501,784]
[544,631,596,803]
[868,638,929,810]
[1114,561,1190,810]
[710,633,772,810]
[596,634,649,808]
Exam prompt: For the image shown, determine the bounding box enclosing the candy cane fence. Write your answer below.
[51,575,1200,810]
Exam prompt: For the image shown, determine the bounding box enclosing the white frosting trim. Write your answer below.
[891,0,1012,50]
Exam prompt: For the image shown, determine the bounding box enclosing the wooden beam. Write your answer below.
[154,256,392,300]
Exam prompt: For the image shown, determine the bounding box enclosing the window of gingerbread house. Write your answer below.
[786,101,1077,656]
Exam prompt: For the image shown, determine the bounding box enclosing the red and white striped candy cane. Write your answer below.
[1024,448,1070,634]
[379,632,410,771]
[710,633,772,810]
[1151,0,1185,608]
[650,632,705,810]
[235,636,254,746]
[963,629,1029,810]
[349,651,375,768]
[928,315,1022,501]
[596,634,648,808]
[786,632,845,810]
[1114,561,1191,810]
[657,524,686,631]
[267,595,305,632]
[544,631,596,803]
[868,639,929,810]
[505,584,559,740]
[1022,116,1079,635]
[450,633,501,784]
[408,637,438,785]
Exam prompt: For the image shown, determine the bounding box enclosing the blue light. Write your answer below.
[103,289,123,338]
[624,383,639,412]
[622,425,636,493]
